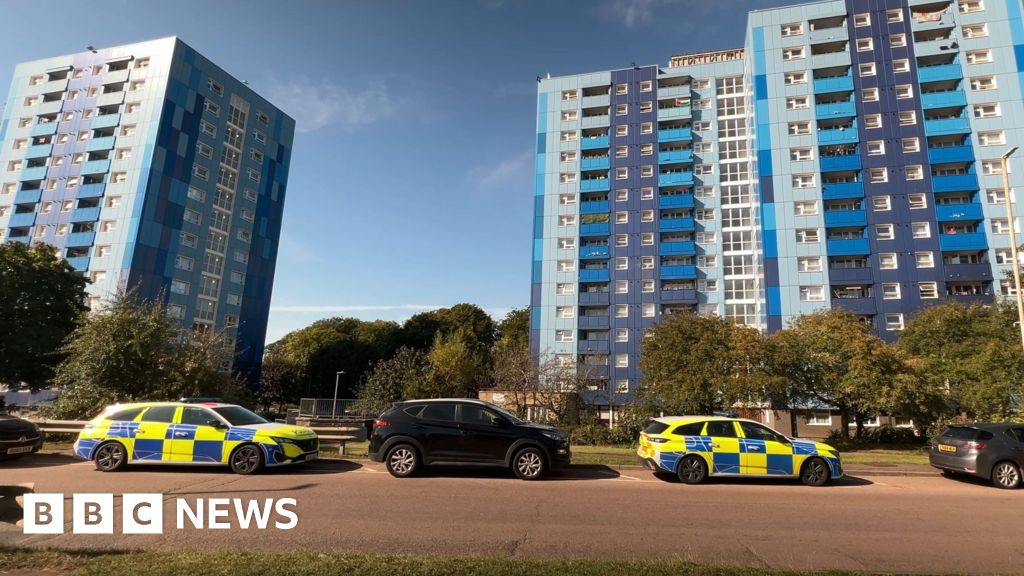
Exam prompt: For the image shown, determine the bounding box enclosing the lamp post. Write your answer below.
[1000,146,1024,354]
[332,371,345,419]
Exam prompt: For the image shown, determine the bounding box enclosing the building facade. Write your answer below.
[0,38,294,384]
[531,0,1024,413]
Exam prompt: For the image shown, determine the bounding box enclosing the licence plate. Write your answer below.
[7,446,33,455]
[938,444,957,453]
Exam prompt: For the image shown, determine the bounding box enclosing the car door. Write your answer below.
[457,403,517,462]
[132,405,178,461]
[703,420,741,474]
[415,403,462,461]
[1008,427,1024,467]
[175,406,229,463]
[738,421,794,476]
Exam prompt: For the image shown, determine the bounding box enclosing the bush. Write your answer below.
[824,426,925,450]
[569,421,638,446]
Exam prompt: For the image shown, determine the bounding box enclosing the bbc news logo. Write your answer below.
[23,494,298,534]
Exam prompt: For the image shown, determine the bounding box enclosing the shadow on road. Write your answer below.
[941,472,999,490]
[412,464,621,482]
[649,473,873,487]
[0,453,79,469]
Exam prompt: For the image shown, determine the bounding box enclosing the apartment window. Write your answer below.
[613,328,629,344]
[193,165,209,181]
[175,255,194,272]
[786,96,809,110]
[864,114,882,129]
[797,228,820,243]
[615,103,628,116]
[781,22,804,36]
[562,90,578,101]
[898,111,916,125]
[639,101,653,114]
[800,286,824,302]
[207,78,223,96]
[613,280,628,294]
[895,84,913,99]
[641,232,654,246]
[978,131,1005,146]
[696,208,715,221]
[908,193,927,209]
[963,24,988,38]
[560,151,578,163]
[854,12,870,26]
[902,138,920,153]
[196,142,213,159]
[792,174,815,189]
[881,283,901,300]
[696,231,715,244]
[992,218,1014,234]
[615,257,628,270]
[790,147,812,162]
[906,165,923,181]
[971,76,997,91]
[640,80,653,92]
[557,260,575,272]
[866,140,885,155]
[893,59,910,73]
[798,257,822,272]
[915,252,934,268]
[959,0,984,13]
[557,237,576,250]
[920,282,939,299]
[974,103,1000,118]
[911,222,930,238]
[116,148,132,160]
[641,280,655,293]
[784,71,808,85]
[180,232,198,248]
[561,110,578,121]
[614,211,628,225]
[640,143,653,156]
[862,87,879,102]
[782,47,806,61]
[615,125,628,137]
[697,255,717,268]
[640,256,655,269]
[558,215,576,227]
[556,306,574,319]
[876,224,894,240]
[640,165,654,178]
[183,209,202,225]
[615,354,629,368]
[695,185,714,198]
[872,196,891,211]
[981,160,1004,175]
[560,130,578,142]
[987,188,1010,204]
[637,303,654,318]
[887,8,903,22]
[859,62,876,77]
[856,38,873,52]
[794,201,818,216]
[869,167,888,183]
[559,173,577,184]
[170,280,190,295]
[890,33,907,48]
[614,304,628,319]
[615,83,628,96]
[885,313,904,332]
[695,164,713,176]
[789,121,811,136]
[692,121,711,133]
[966,49,992,64]
[614,189,628,203]
[556,283,575,296]
[615,167,628,180]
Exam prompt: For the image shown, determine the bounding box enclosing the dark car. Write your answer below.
[929,424,1024,489]
[368,399,571,480]
[0,415,44,460]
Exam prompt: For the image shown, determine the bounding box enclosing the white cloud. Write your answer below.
[465,149,533,190]
[604,0,663,28]
[270,304,445,314]
[266,77,398,133]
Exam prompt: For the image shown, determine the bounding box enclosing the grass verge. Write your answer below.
[0,548,876,576]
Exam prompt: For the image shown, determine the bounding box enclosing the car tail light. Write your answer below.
[964,441,987,451]
[647,437,669,444]
[373,419,388,429]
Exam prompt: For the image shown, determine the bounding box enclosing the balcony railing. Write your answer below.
[660,241,695,255]
[928,145,974,164]
[931,173,978,193]
[935,203,984,222]
[826,238,870,255]
[658,217,695,232]
[824,209,867,228]
[659,194,694,209]
[822,181,864,200]
[939,232,988,251]
[660,265,697,279]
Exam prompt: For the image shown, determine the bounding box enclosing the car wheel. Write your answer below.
[94,441,128,472]
[385,444,419,478]
[991,461,1021,490]
[229,444,265,475]
[512,447,546,480]
[676,455,708,484]
[800,457,831,486]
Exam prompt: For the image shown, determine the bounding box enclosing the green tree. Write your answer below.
[400,304,497,353]
[256,356,304,412]
[0,242,88,389]
[495,307,530,351]
[405,330,490,399]
[354,347,429,415]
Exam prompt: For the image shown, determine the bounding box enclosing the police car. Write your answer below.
[74,402,318,474]
[637,416,843,486]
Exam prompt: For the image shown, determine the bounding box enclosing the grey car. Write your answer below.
[929,424,1024,489]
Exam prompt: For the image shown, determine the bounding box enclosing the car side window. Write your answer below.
[141,406,177,423]
[672,422,706,436]
[704,420,738,438]
[739,421,787,443]
[180,407,217,426]
[1008,427,1024,443]
[108,407,145,422]
[459,404,498,425]
[402,405,425,418]
[420,403,456,422]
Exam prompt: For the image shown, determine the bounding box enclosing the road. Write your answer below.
[1,454,1022,574]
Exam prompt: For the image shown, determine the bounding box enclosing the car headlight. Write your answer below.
[541,431,566,442]
[271,436,299,446]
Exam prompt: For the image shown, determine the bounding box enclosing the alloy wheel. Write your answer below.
[516,451,543,479]
[993,462,1021,489]
[389,448,416,475]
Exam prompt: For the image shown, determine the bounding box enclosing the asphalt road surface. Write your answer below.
[1,454,1022,574]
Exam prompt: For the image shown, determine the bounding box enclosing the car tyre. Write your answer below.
[676,455,708,484]
[229,444,265,475]
[991,461,1021,490]
[385,444,419,478]
[93,441,128,472]
[800,457,831,486]
[512,447,546,480]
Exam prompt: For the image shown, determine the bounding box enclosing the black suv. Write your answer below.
[368,399,571,480]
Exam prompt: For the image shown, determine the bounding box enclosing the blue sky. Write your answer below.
[1,0,782,343]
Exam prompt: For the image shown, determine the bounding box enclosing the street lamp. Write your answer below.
[332,371,345,420]
[999,146,1024,354]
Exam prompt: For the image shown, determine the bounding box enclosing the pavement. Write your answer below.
[1,454,1022,574]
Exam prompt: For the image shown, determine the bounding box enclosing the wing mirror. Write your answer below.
[491,416,509,427]
[208,420,228,430]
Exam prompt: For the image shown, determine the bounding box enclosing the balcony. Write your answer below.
[580,222,610,236]
[658,172,694,187]
[917,64,962,84]
[8,213,36,228]
[810,51,851,70]
[815,100,856,120]
[808,26,848,43]
[817,126,858,145]
[944,263,994,281]
[660,241,695,255]
[935,203,984,222]
[14,189,42,204]
[928,145,974,164]
[19,166,48,181]
[824,210,867,228]
[37,100,63,115]
[39,78,69,94]
[102,69,131,85]
[921,91,967,109]
[658,128,692,142]
[658,85,690,99]
[579,292,610,305]
[914,37,960,57]
[822,181,864,200]
[948,293,995,306]
[660,265,697,279]
[81,159,111,175]
[580,178,610,193]
[939,232,988,251]
[659,194,694,209]
[658,149,693,164]
[581,136,610,150]
[30,122,58,137]
[580,201,609,214]
[931,173,978,192]
[96,90,125,107]
[579,269,610,283]
[25,143,53,158]
[581,94,610,109]
[66,231,96,247]
[831,297,877,315]
[71,207,101,222]
[581,157,610,170]
[580,364,609,380]
[91,113,121,129]
[924,117,970,136]
[65,256,90,272]
[86,136,117,151]
[77,183,106,199]
[828,267,874,284]
[827,238,870,255]
[578,315,610,329]
[659,217,695,232]
[578,340,610,354]
[813,75,854,94]
[657,105,691,121]
[581,115,609,129]
[819,154,861,172]
[580,245,609,259]
[660,289,697,302]
[911,11,956,32]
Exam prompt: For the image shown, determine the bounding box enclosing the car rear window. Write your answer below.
[420,403,456,422]
[942,426,993,441]
[402,405,425,418]
[1004,427,1024,443]
[705,420,738,438]
[644,421,670,434]
[141,406,177,423]
[672,422,706,436]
